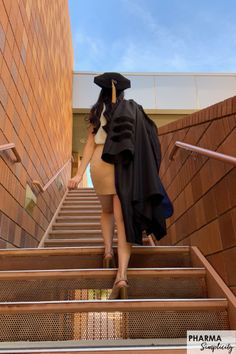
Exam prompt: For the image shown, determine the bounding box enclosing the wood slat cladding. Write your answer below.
[158,95,236,294]
[0,0,73,247]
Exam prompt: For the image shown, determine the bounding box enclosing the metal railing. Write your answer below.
[170,141,236,166]
[33,157,73,193]
[0,143,21,162]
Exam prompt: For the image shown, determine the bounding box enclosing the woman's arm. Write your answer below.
[67,125,95,189]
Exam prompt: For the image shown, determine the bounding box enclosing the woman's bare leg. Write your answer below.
[97,194,115,255]
[113,194,132,283]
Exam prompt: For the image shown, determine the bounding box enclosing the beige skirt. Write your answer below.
[90,144,116,195]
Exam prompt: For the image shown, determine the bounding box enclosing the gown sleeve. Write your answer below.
[101,103,136,165]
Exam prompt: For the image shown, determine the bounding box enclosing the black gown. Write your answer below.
[102,99,173,245]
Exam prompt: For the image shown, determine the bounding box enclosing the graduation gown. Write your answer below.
[102,99,173,245]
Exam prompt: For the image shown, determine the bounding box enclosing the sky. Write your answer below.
[68,0,236,73]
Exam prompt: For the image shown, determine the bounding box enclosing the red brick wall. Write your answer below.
[0,0,73,247]
[158,96,236,294]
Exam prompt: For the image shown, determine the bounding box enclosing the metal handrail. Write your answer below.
[0,143,21,162]
[170,141,236,166]
[33,157,73,192]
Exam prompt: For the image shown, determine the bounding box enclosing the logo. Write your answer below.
[187,331,236,353]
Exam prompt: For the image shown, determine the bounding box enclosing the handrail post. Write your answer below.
[169,144,179,161]
[0,143,21,163]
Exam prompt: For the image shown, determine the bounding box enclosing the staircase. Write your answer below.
[0,188,235,354]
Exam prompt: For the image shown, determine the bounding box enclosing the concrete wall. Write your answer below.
[0,0,73,248]
[158,95,236,295]
[73,72,236,110]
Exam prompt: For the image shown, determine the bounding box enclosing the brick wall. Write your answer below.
[158,96,236,295]
[0,0,73,247]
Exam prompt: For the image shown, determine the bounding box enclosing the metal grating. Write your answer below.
[0,276,206,302]
[129,253,191,268]
[0,310,229,342]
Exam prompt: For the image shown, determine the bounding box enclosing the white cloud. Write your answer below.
[112,0,236,72]
[73,30,106,70]
[71,0,236,72]
[74,31,101,56]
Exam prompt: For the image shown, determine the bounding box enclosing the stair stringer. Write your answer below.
[190,246,236,328]
[38,189,69,248]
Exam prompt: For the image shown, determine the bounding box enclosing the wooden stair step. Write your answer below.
[0,268,207,302]
[65,196,99,201]
[62,205,101,210]
[58,210,101,216]
[68,188,95,191]
[62,204,101,208]
[63,201,101,205]
[67,193,97,196]
[44,238,118,247]
[68,190,96,195]
[0,349,188,354]
[0,246,192,270]
[48,230,106,239]
[0,337,194,354]
[52,222,102,230]
[0,299,229,342]
[64,200,100,204]
[61,206,101,210]
[0,268,206,279]
[56,216,101,222]
[2,298,227,312]
[67,194,97,197]
[0,341,189,354]
[67,193,97,197]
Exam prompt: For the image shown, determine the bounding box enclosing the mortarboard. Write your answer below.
[94,72,131,103]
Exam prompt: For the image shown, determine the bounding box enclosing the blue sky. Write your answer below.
[68,0,236,73]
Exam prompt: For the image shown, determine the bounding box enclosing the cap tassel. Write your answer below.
[112,79,117,104]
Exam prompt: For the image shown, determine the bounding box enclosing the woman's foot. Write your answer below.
[108,278,129,300]
[103,251,116,268]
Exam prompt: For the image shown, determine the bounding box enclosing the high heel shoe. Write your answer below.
[108,279,129,300]
[103,251,116,268]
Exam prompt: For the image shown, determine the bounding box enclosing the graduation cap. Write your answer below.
[94,72,131,103]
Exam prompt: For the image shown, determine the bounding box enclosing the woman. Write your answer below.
[68,73,132,299]
[68,72,173,300]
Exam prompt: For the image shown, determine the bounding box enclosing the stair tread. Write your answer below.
[63,198,99,201]
[44,240,116,245]
[63,202,101,204]
[53,222,102,226]
[56,216,100,219]
[58,212,101,216]
[61,206,101,209]
[0,245,191,256]
[49,230,103,234]
[65,199,99,202]
[44,239,116,245]
[0,246,192,270]
[0,298,228,313]
[56,217,101,221]
[0,338,192,354]
[47,237,107,241]
[65,195,98,197]
[0,267,206,279]
[64,201,99,204]
[59,211,101,213]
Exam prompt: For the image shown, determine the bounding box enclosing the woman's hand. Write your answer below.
[67,175,82,190]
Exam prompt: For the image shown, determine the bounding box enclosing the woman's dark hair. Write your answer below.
[86,88,124,134]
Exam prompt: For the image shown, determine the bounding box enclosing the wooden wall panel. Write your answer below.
[0,0,73,247]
